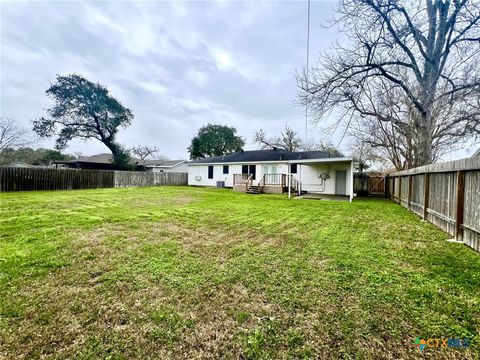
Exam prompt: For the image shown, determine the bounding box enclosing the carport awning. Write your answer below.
[287,157,353,165]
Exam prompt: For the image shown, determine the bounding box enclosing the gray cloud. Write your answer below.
[1,0,339,159]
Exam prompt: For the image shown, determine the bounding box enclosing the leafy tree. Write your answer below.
[253,125,302,151]
[298,0,480,168]
[33,74,133,169]
[0,147,75,166]
[188,124,245,159]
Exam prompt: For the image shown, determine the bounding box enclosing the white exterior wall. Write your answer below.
[151,163,188,173]
[188,164,242,187]
[295,163,352,195]
[188,161,352,195]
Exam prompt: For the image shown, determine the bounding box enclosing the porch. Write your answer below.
[233,173,300,194]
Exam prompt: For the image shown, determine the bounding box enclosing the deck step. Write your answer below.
[246,186,261,194]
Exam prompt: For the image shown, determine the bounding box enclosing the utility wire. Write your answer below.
[305,0,311,144]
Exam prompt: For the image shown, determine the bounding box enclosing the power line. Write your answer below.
[305,0,311,144]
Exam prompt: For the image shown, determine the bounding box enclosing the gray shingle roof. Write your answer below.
[61,153,142,164]
[143,160,186,167]
[58,154,185,167]
[189,149,341,164]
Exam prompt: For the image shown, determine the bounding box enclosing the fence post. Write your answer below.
[407,175,413,209]
[384,175,389,198]
[455,170,465,241]
[423,173,430,220]
[391,176,395,200]
[398,176,402,204]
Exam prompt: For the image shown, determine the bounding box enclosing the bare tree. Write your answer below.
[301,139,344,157]
[253,125,302,151]
[131,145,168,161]
[349,137,386,172]
[298,0,480,169]
[0,117,30,151]
[131,145,159,161]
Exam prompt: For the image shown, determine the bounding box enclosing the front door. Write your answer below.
[335,170,347,195]
[249,165,256,180]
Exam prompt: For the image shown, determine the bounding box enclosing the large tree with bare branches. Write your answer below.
[131,145,167,161]
[298,0,480,169]
[253,125,302,152]
[0,117,30,151]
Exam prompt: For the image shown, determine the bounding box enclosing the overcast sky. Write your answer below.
[1,1,474,161]
[1,0,342,159]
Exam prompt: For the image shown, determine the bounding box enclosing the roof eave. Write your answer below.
[188,157,353,165]
[290,157,353,164]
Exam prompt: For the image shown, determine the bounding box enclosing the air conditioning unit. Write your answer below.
[319,173,330,179]
[195,176,202,181]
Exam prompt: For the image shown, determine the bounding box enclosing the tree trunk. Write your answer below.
[414,116,434,167]
[105,140,130,169]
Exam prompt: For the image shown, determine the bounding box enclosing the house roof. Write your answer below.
[54,153,141,165]
[142,159,186,167]
[55,154,185,167]
[473,148,480,157]
[71,153,124,164]
[188,149,344,164]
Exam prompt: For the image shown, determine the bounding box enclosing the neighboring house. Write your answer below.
[1,162,48,168]
[473,148,480,157]
[188,148,354,201]
[54,153,188,172]
[142,159,188,173]
[54,153,139,170]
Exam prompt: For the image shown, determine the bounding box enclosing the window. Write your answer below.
[263,165,277,175]
[208,165,214,179]
[223,165,229,174]
[242,165,249,174]
[291,164,297,174]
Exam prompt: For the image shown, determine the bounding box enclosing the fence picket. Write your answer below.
[387,157,480,252]
[0,168,187,193]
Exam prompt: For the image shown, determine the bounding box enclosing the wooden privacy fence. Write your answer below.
[114,171,187,187]
[0,167,114,191]
[386,157,480,252]
[353,174,385,196]
[0,167,187,192]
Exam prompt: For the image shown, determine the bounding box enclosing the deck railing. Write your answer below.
[233,173,251,185]
[235,173,300,194]
[261,173,286,186]
[245,174,253,191]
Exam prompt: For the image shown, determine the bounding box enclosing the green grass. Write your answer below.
[0,186,479,359]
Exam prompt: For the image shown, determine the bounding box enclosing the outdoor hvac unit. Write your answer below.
[216,181,225,188]
[319,172,330,179]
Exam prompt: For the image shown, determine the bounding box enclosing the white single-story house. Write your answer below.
[188,149,354,201]
[143,159,188,173]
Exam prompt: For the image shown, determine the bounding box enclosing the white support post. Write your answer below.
[288,163,291,199]
[349,160,354,202]
[298,163,302,196]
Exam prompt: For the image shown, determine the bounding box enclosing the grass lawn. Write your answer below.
[1,186,479,359]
